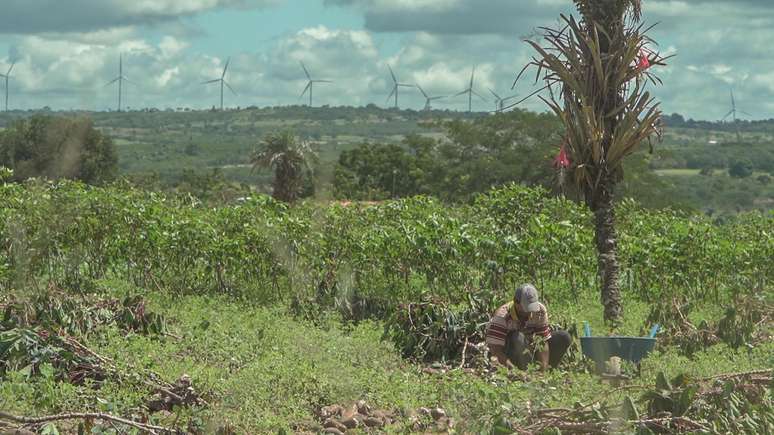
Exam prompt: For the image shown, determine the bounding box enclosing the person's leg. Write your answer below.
[505,331,532,370]
[547,330,572,368]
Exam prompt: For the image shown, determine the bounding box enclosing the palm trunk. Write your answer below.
[593,178,623,324]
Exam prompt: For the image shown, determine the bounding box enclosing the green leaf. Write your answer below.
[622,395,639,420]
[41,423,60,435]
[655,371,672,391]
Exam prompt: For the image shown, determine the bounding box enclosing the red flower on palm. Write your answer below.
[638,50,651,70]
[553,145,571,169]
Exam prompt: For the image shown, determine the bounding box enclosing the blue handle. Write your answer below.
[583,321,591,337]
[648,324,660,338]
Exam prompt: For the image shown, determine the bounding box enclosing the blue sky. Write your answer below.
[1,0,773,119]
[190,1,364,53]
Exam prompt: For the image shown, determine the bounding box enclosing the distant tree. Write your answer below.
[728,159,754,178]
[250,131,317,203]
[0,115,118,184]
[699,167,714,176]
[757,174,771,185]
[520,0,668,324]
[334,142,420,200]
[184,143,200,156]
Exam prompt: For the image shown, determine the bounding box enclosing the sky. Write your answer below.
[1,0,773,120]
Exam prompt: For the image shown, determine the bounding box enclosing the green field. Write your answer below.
[0,181,771,433]
[654,168,702,176]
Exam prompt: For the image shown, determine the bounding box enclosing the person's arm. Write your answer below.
[485,309,514,369]
[489,344,515,369]
[526,306,552,371]
[535,345,549,371]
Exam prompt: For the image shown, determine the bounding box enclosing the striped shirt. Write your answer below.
[485,302,552,347]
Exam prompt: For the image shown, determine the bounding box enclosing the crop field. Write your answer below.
[1,180,771,433]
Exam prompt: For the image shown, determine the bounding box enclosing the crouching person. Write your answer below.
[486,284,571,371]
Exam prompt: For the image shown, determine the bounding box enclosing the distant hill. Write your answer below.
[1,106,771,216]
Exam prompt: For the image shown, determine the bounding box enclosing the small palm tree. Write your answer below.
[518,0,669,324]
[250,131,318,203]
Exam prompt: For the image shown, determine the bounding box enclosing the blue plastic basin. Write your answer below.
[580,336,657,372]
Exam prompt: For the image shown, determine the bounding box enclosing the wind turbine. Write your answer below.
[0,62,14,112]
[202,57,236,111]
[722,88,751,142]
[386,65,414,109]
[488,88,519,112]
[416,84,446,111]
[454,66,486,112]
[299,61,332,108]
[104,55,136,112]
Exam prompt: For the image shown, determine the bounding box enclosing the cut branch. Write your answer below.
[0,411,175,434]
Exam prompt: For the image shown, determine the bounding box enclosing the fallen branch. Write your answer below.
[0,411,175,434]
[64,335,206,407]
[456,336,469,370]
[701,368,772,382]
[633,416,717,434]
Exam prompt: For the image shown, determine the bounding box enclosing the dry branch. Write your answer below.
[701,368,772,382]
[0,411,175,434]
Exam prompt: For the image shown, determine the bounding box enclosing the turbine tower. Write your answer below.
[299,61,332,108]
[454,66,486,112]
[722,88,751,142]
[386,65,414,109]
[202,57,236,111]
[488,88,518,112]
[416,84,445,111]
[105,55,135,112]
[0,62,14,112]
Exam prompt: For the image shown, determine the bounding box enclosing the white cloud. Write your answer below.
[2,0,774,119]
[0,0,282,34]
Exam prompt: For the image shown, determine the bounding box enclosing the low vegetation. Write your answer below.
[0,179,771,433]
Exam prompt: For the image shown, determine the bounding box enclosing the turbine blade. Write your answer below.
[222,57,231,79]
[224,80,237,96]
[7,62,15,75]
[300,61,311,80]
[122,76,137,86]
[741,110,753,117]
[202,79,221,84]
[430,96,446,101]
[453,89,468,97]
[300,82,311,99]
[472,90,487,101]
[488,88,500,100]
[416,85,428,99]
[104,77,120,87]
[722,110,734,120]
[388,65,397,83]
[386,87,396,104]
[470,66,475,87]
[315,80,333,83]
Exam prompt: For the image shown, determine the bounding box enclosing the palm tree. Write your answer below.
[250,131,318,203]
[518,0,669,324]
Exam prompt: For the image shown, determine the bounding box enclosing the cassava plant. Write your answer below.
[517,0,670,324]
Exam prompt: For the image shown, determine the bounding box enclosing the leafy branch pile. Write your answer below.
[0,291,203,433]
[646,294,773,356]
[496,369,774,434]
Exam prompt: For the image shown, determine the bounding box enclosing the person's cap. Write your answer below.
[514,283,541,313]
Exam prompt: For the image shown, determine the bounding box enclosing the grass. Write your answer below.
[654,169,702,176]
[2,279,770,433]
